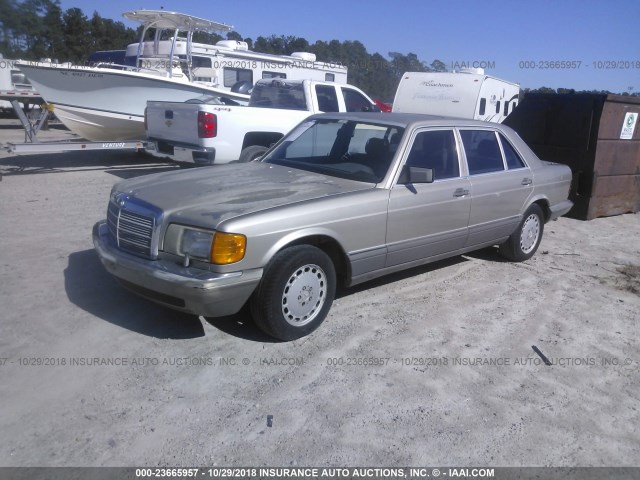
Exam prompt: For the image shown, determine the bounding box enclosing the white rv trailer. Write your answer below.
[392,69,520,123]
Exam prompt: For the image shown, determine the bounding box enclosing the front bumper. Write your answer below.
[92,221,262,317]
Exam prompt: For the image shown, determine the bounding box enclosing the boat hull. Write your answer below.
[17,64,248,141]
[51,104,146,141]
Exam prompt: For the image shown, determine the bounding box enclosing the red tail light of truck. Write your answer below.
[198,112,217,138]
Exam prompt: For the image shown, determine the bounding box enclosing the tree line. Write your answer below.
[1,0,636,100]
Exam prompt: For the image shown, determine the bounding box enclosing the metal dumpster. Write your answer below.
[504,93,640,220]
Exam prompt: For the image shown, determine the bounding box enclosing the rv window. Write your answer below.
[325,73,335,82]
[405,130,460,180]
[262,71,286,79]
[315,85,339,112]
[460,130,505,175]
[342,88,373,112]
[498,134,527,169]
[223,68,253,87]
[192,56,212,68]
[479,98,486,116]
[504,101,509,116]
[495,101,501,114]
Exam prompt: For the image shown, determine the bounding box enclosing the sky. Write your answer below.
[57,0,640,93]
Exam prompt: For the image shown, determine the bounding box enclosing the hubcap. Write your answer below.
[282,264,327,327]
[520,214,540,254]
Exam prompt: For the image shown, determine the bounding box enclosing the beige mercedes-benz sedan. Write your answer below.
[94,113,573,340]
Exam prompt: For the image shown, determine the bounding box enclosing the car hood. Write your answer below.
[114,162,374,228]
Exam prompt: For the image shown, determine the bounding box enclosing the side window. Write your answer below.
[495,101,501,114]
[223,68,253,87]
[503,101,509,116]
[405,130,460,180]
[341,88,372,112]
[460,130,505,175]
[478,98,486,116]
[315,85,339,112]
[499,133,527,169]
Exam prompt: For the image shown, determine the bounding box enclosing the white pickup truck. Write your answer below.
[146,79,380,165]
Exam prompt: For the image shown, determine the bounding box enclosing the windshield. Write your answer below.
[263,119,405,183]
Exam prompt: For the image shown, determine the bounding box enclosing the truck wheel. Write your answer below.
[250,245,336,341]
[239,145,268,162]
[499,204,544,262]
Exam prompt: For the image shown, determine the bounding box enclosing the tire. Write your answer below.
[239,145,268,163]
[250,245,336,341]
[499,204,545,262]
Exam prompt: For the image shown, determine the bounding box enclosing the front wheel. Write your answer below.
[239,145,268,163]
[250,245,336,341]
[499,204,545,262]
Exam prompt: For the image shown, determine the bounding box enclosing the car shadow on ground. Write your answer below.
[203,307,281,343]
[0,150,178,178]
[65,249,205,339]
[64,252,490,343]
[463,246,510,263]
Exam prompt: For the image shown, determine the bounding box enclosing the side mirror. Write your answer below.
[398,165,434,184]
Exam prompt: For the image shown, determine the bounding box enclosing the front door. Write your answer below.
[386,129,471,267]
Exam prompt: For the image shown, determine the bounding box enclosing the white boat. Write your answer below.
[17,10,348,141]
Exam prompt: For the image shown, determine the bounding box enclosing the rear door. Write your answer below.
[458,128,534,248]
[386,128,472,267]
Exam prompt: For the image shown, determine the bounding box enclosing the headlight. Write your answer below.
[164,225,246,265]
[181,229,214,260]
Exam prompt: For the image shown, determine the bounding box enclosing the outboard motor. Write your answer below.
[230,80,253,94]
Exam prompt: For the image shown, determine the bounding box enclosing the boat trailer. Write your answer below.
[1,90,146,154]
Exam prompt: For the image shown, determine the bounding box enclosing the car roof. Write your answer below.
[306,112,514,131]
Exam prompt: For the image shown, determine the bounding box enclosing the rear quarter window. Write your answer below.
[499,133,527,169]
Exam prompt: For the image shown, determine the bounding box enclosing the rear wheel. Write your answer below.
[250,245,336,341]
[239,145,268,162]
[499,204,544,262]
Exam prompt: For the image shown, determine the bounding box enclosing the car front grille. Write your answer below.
[107,196,161,259]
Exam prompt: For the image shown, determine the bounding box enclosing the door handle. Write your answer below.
[453,188,469,197]
[521,178,532,186]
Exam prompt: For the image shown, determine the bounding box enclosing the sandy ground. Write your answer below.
[0,120,638,468]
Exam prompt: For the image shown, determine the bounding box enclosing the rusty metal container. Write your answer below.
[504,93,640,220]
